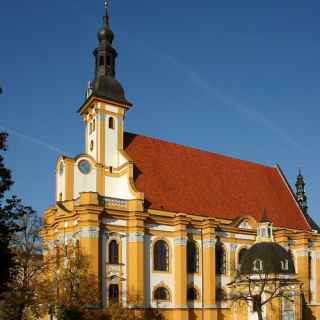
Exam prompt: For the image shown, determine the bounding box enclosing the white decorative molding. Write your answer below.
[102,218,127,227]
[203,304,217,309]
[230,244,238,252]
[238,220,252,229]
[216,231,230,238]
[235,234,255,240]
[174,304,188,309]
[314,251,320,258]
[187,228,201,235]
[174,236,188,246]
[79,227,99,239]
[127,231,144,243]
[145,223,175,232]
[296,249,309,257]
[203,239,216,248]
[288,239,295,246]
[98,113,106,121]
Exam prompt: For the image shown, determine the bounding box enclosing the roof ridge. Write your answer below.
[125,131,276,171]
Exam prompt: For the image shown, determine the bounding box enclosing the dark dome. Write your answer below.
[92,75,131,106]
[98,25,114,43]
[98,17,114,43]
[240,242,295,275]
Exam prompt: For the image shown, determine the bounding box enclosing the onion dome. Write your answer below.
[87,1,131,106]
[98,16,114,43]
[240,242,295,275]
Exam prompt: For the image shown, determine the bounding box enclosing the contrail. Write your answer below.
[0,125,66,155]
[129,36,304,152]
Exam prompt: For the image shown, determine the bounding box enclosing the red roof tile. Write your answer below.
[124,132,311,231]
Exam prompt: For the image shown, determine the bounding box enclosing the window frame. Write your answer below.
[153,239,169,272]
[108,239,119,265]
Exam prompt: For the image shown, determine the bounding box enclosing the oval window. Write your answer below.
[78,160,91,174]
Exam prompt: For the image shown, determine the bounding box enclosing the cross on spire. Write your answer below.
[104,0,110,17]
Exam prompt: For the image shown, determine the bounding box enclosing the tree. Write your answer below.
[0,132,21,294]
[0,200,45,320]
[43,244,101,320]
[228,270,300,320]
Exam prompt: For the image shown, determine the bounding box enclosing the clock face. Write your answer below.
[78,160,91,174]
[59,162,64,175]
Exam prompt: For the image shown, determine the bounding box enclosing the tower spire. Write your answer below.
[295,169,308,214]
[104,0,110,19]
[86,0,131,106]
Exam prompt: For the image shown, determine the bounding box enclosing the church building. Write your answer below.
[42,4,320,320]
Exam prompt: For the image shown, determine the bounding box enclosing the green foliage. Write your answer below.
[0,132,19,294]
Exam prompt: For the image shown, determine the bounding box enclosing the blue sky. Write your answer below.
[1,1,319,224]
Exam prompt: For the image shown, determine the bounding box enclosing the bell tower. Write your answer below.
[80,1,132,169]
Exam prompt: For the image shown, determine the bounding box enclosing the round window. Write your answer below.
[78,160,91,174]
[59,162,64,175]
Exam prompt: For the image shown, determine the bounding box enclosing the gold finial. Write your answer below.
[104,0,109,16]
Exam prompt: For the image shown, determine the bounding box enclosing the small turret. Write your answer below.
[256,210,273,242]
[295,169,308,214]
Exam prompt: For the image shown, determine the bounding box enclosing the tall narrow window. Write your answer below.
[187,240,198,273]
[216,241,226,275]
[308,252,312,279]
[99,56,105,66]
[109,117,115,129]
[216,288,226,301]
[238,248,248,270]
[109,240,119,264]
[187,287,198,301]
[154,240,169,271]
[253,259,263,272]
[109,284,119,304]
[288,249,295,272]
[106,55,111,66]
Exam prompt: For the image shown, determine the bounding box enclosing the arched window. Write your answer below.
[216,288,227,301]
[308,252,312,279]
[187,287,198,301]
[216,241,226,275]
[187,240,198,273]
[109,284,119,304]
[238,248,248,269]
[288,249,295,272]
[154,240,169,271]
[253,259,263,272]
[109,117,115,129]
[106,55,111,66]
[109,240,119,264]
[154,287,170,301]
[281,259,289,271]
[99,56,105,66]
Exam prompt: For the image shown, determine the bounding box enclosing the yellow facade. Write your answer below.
[42,7,320,319]
[43,184,320,320]
[42,97,320,320]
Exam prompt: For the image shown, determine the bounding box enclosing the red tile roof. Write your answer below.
[124,132,311,231]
